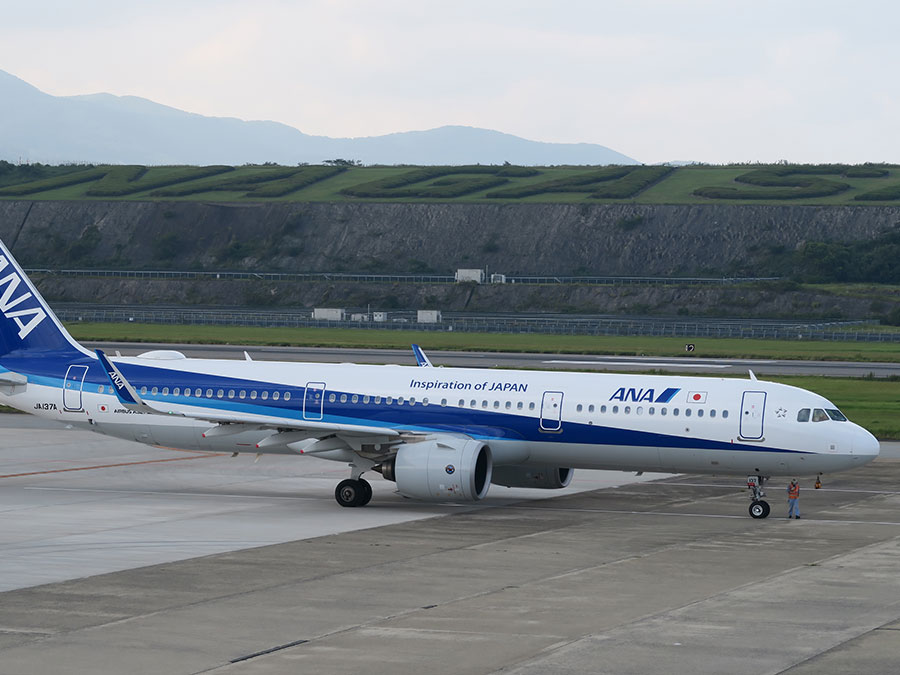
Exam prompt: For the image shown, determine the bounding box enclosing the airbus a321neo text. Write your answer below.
[0,239,879,518]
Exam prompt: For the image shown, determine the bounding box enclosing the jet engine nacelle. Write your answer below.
[491,465,574,489]
[378,436,492,501]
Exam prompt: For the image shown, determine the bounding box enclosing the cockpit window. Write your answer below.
[826,409,847,422]
[797,408,810,422]
[812,408,829,422]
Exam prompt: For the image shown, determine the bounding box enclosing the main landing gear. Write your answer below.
[335,478,373,507]
[747,475,770,519]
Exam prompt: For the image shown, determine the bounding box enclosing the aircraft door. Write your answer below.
[63,365,89,411]
[540,391,564,432]
[740,391,766,440]
[303,381,325,420]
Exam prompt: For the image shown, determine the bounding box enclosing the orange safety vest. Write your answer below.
[788,483,800,499]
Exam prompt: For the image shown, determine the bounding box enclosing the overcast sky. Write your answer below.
[2,0,898,164]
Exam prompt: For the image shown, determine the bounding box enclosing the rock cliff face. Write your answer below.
[0,201,897,276]
[2,200,899,319]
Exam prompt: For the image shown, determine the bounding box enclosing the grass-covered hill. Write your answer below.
[2,161,900,205]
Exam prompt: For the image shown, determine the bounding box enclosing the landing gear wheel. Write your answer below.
[358,479,372,506]
[749,500,770,519]
[335,479,364,507]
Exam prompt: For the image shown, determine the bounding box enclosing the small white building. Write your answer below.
[417,310,442,323]
[372,312,388,323]
[455,268,485,284]
[313,308,345,321]
[490,273,507,284]
[350,313,370,322]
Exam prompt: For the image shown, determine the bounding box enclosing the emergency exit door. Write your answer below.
[63,365,89,411]
[740,391,766,440]
[303,381,325,420]
[540,391,564,432]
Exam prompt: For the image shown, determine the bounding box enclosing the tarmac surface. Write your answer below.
[1,415,899,674]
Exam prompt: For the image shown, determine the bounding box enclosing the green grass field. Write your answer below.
[3,163,900,204]
[65,322,900,363]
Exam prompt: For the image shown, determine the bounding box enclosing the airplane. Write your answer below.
[0,238,880,518]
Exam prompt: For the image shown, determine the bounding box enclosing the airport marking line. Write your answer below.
[542,360,730,368]
[0,453,216,479]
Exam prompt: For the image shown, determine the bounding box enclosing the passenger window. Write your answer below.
[612,405,619,414]
[458,399,465,407]
[409,397,416,406]
[529,402,535,410]
[505,401,511,409]
[217,389,224,398]
[339,394,347,403]
[697,409,704,418]
[482,400,488,408]
[576,404,583,412]
[422,398,429,406]
[624,406,631,414]
[273,391,280,401]
[227,390,234,399]
[648,407,655,415]
[250,391,257,400]
[374,396,381,404]
[470,399,476,407]
[328,393,335,402]
[205,388,213,398]
[140,386,148,395]
[588,404,595,413]
[441,398,447,406]
[797,408,810,422]
[363,395,370,404]
[685,408,692,417]
[673,408,680,417]
[812,408,829,422]
[351,395,358,404]
[284,392,291,402]
[398,397,405,405]
[600,405,607,413]
[722,410,729,419]
[262,391,269,400]
[517,402,523,410]
[174,387,180,396]
[710,409,716,418]
[636,406,643,415]
[493,401,499,409]
[661,408,667,416]
[239,390,245,399]
[151,387,158,396]
[386,396,393,405]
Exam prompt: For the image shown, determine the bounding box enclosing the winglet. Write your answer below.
[96,349,143,407]
[411,344,432,367]
[749,369,758,381]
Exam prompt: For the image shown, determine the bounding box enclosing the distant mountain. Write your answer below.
[0,69,637,166]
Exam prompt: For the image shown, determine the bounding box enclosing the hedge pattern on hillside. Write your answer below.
[0,167,108,195]
[693,165,892,200]
[485,166,673,199]
[152,166,345,198]
[85,165,234,196]
[341,166,539,198]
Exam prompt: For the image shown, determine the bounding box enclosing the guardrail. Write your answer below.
[53,307,899,342]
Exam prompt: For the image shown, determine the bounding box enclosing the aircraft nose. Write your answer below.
[853,426,880,461]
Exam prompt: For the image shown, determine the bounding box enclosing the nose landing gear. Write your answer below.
[747,475,770,519]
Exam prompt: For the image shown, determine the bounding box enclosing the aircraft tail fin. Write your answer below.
[0,238,90,358]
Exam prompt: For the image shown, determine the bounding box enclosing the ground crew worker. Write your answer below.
[787,479,800,519]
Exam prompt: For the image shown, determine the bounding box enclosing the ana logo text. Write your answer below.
[609,387,681,404]
[0,255,47,340]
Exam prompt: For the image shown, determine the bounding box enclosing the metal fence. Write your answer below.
[27,268,779,286]
[53,306,899,343]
